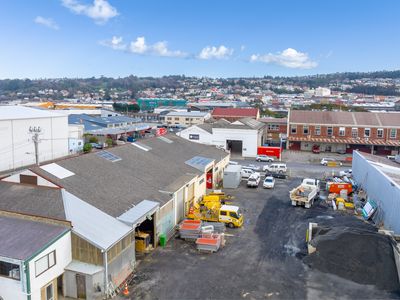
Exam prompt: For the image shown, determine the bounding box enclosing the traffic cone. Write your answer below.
[122,283,129,297]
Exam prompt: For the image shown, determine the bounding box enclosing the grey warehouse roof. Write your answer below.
[0,105,64,120]
[0,215,69,261]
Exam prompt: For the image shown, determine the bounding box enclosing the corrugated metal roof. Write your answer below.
[117,200,159,226]
[62,190,131,250]
[212,107,259,118]
[0,215,69,260]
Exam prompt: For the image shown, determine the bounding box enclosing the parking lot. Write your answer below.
[124,172,399,300]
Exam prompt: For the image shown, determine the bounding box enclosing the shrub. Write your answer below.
[83,143,92,153]
[88,136,99,143]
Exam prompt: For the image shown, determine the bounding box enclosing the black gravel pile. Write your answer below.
[304,227,400,291]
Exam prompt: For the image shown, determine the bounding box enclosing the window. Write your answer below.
[46,283,54,300]
[327,127,333,136]
[377,128,384,138]
[339,127,345,136]
[315,126,321,135]
[290,125,297,134]
[268,124,279,131]
[0,261,20,280]
[229,212,239,219]
[35,251,56,277]
[199,178,205,185]
[167,117,172,121]
[185,118,190,121]
[352,128,358,138]
[364,128,371,138]
[189,134,199,140]
[303,125,309,135]
[220,211,227,216]
[174,117,179,121]
[390,128,397,139]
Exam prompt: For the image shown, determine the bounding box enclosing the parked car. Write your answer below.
[339,169,352,177]
[256,154,274,162]
[320,158,343,166]
[312,145,320,154]
[90,142,103,149]
[243,164,261,171]
[229,161,239,165]
[336,149,347,154]
[263,176,275,189]
[263,163,287,173]
[265,172,287,179]
[241,168,255,179]
[247,173,261,188]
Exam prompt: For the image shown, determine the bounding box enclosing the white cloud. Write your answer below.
[129,37,148,54]
[62,0,118,24]
[99,36,127,50]
[34,16,59,30]
[129,36,187,58]
[250,48,317,69]
[198,45,233,60]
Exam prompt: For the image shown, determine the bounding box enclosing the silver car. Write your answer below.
[256,155,275,162]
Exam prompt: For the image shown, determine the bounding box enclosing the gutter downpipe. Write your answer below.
[103,250,109,298]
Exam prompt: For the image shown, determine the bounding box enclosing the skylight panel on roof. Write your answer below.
[40,163,75,179]
[96,151,122,162]
[131,142,152,151]
[157,136,173,144]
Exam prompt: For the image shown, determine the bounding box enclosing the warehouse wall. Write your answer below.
[352,151,400,234]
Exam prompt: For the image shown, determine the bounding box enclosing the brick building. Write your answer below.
[211,108,259,122]
[287,110,400,155]
[259,117,287,145]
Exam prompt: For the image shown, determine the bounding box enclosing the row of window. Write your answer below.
[166,117,201,121]
[291,125,398,139]
[267,124,280,131]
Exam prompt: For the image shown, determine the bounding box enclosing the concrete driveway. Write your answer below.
[119,177,398,300]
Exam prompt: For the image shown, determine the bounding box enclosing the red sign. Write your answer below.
[206,172,213,189]
[156,128,167,136]
[257,146,282,159]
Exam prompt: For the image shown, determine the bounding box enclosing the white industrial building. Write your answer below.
[177,118,266,157]
[0,106,69,172]
[352,151,400,234]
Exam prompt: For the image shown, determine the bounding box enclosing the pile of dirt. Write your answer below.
[303,226,400,291]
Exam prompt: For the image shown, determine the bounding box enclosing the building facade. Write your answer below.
[259,117,287,146]
[287,110,400,155]
[136,98,187,111]
[0,106,69,172]
[164,111,211,127]
[211,108,260,122]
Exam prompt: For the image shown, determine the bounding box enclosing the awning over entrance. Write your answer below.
[117,200,160,227]
[288,136,400,146]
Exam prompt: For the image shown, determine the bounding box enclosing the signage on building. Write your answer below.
[189,134,200,140]
[156,128,167,136]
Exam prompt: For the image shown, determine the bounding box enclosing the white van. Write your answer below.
[263,163,287,173]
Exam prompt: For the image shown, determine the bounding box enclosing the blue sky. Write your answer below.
[0,0,399,78]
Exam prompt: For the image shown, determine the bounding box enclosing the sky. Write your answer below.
[0,0,399,79]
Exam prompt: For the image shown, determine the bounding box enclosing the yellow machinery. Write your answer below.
[187,199,243,228]
[335,197,355,209]
[135,231,152,253]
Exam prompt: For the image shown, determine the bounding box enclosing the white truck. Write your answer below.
[289,178,320,208]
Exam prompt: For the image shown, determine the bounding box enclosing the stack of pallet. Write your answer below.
[195,233,222,252]
[179,219,202,240]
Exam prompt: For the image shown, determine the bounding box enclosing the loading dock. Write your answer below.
[118,200,160,252]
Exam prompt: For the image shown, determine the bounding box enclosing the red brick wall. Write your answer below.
[289,124,400,141]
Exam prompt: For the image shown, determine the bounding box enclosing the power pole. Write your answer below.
[29,126,42,165]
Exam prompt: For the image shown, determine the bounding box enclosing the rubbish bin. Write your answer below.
[159,233,167,247]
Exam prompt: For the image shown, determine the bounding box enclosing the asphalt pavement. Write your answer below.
[118,174,399,300]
